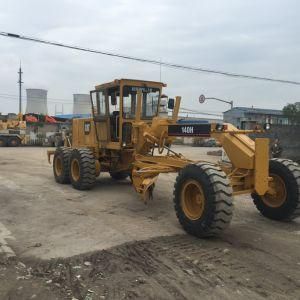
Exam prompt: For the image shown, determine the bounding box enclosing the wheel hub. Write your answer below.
[71,159,80,181]
[181,180,205,220]
[54,157,63,176]
[263,174,287,208]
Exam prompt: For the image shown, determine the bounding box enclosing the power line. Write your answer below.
[0,92,224,113]
[180,107,222,117]
[1,31,300,86]
[0,93,73,103]
[0,95,223,116]
[0,95,75,105]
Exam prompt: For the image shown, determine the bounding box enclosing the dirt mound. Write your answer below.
[1,234,300,299]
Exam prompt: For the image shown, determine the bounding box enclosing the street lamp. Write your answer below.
[199,95,233,109]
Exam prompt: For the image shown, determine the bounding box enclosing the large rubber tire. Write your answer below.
[53,147,71,184]
[0,137,7,147]
[8,137,20,147]
[110,171,129,180]
[252,159,300,221]
[174,163,234,238]
[69,148,96,190]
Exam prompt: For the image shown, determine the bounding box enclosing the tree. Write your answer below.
[282,103,300,125]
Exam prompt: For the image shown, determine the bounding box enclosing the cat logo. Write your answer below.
[84,121,91,134]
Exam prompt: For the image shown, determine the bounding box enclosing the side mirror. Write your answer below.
[168,98,175,109]
[111,93,117,106]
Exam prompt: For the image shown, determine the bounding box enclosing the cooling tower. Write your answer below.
[73,94,91,114]
[26,89,48,115]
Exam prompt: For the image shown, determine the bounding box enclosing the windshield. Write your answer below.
[123,86,160,119]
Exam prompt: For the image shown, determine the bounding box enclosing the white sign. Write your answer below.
[181,126,194,134]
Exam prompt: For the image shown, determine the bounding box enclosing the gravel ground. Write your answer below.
[0,146,299,299]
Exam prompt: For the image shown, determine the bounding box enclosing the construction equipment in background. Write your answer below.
[0,113,26,147]
[48,79,300,238]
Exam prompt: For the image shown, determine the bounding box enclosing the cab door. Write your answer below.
[90,90,110,147]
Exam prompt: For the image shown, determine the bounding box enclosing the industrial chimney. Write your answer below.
[26,89,48,115]
[73,94,91,114]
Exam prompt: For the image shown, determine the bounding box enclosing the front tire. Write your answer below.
[174,163,233,238]
[69,148,96,190]
[252,159,300,220]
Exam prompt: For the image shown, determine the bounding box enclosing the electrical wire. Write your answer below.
[0,93,224,114]
[1,31,300,85]
[0,96,223,117]
[0,92,73,102]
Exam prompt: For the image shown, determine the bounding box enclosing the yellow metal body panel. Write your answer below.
[212,124,255,169]
[254,138,269,195]
[72,118,97,148]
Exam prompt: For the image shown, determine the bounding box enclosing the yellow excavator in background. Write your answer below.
[0,113,26,147]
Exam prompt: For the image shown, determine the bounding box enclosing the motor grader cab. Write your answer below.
[48,79,300,238]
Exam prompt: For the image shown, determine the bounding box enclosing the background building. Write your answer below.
[73,94,91,115]
[26,89,48,115]
[223,107,289,129]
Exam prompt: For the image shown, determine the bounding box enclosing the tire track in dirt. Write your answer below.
[1,234,295,300]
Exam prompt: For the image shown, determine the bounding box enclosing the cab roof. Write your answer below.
[95,78,167,90]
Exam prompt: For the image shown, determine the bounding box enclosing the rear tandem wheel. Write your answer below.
[69,148,96,190]
[173,163,234,238]
[53,147,72,184]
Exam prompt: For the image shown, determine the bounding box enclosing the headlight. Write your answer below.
[263,123,271,130]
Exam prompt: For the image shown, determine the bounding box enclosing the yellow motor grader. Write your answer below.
[48,79,300,238]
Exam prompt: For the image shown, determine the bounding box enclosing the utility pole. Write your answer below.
[18,62,23,114]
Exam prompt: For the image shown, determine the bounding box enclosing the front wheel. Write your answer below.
[173,163,234,238]
[252,159,300,220]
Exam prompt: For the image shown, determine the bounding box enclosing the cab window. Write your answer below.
[123,86,137,119]
[97,91,106,116]
[108,88,120,115]
[122,86,160,119]
[91,90,106,116]
[142,89,160,118]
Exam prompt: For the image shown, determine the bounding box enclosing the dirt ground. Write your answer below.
[0,146,299,300]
